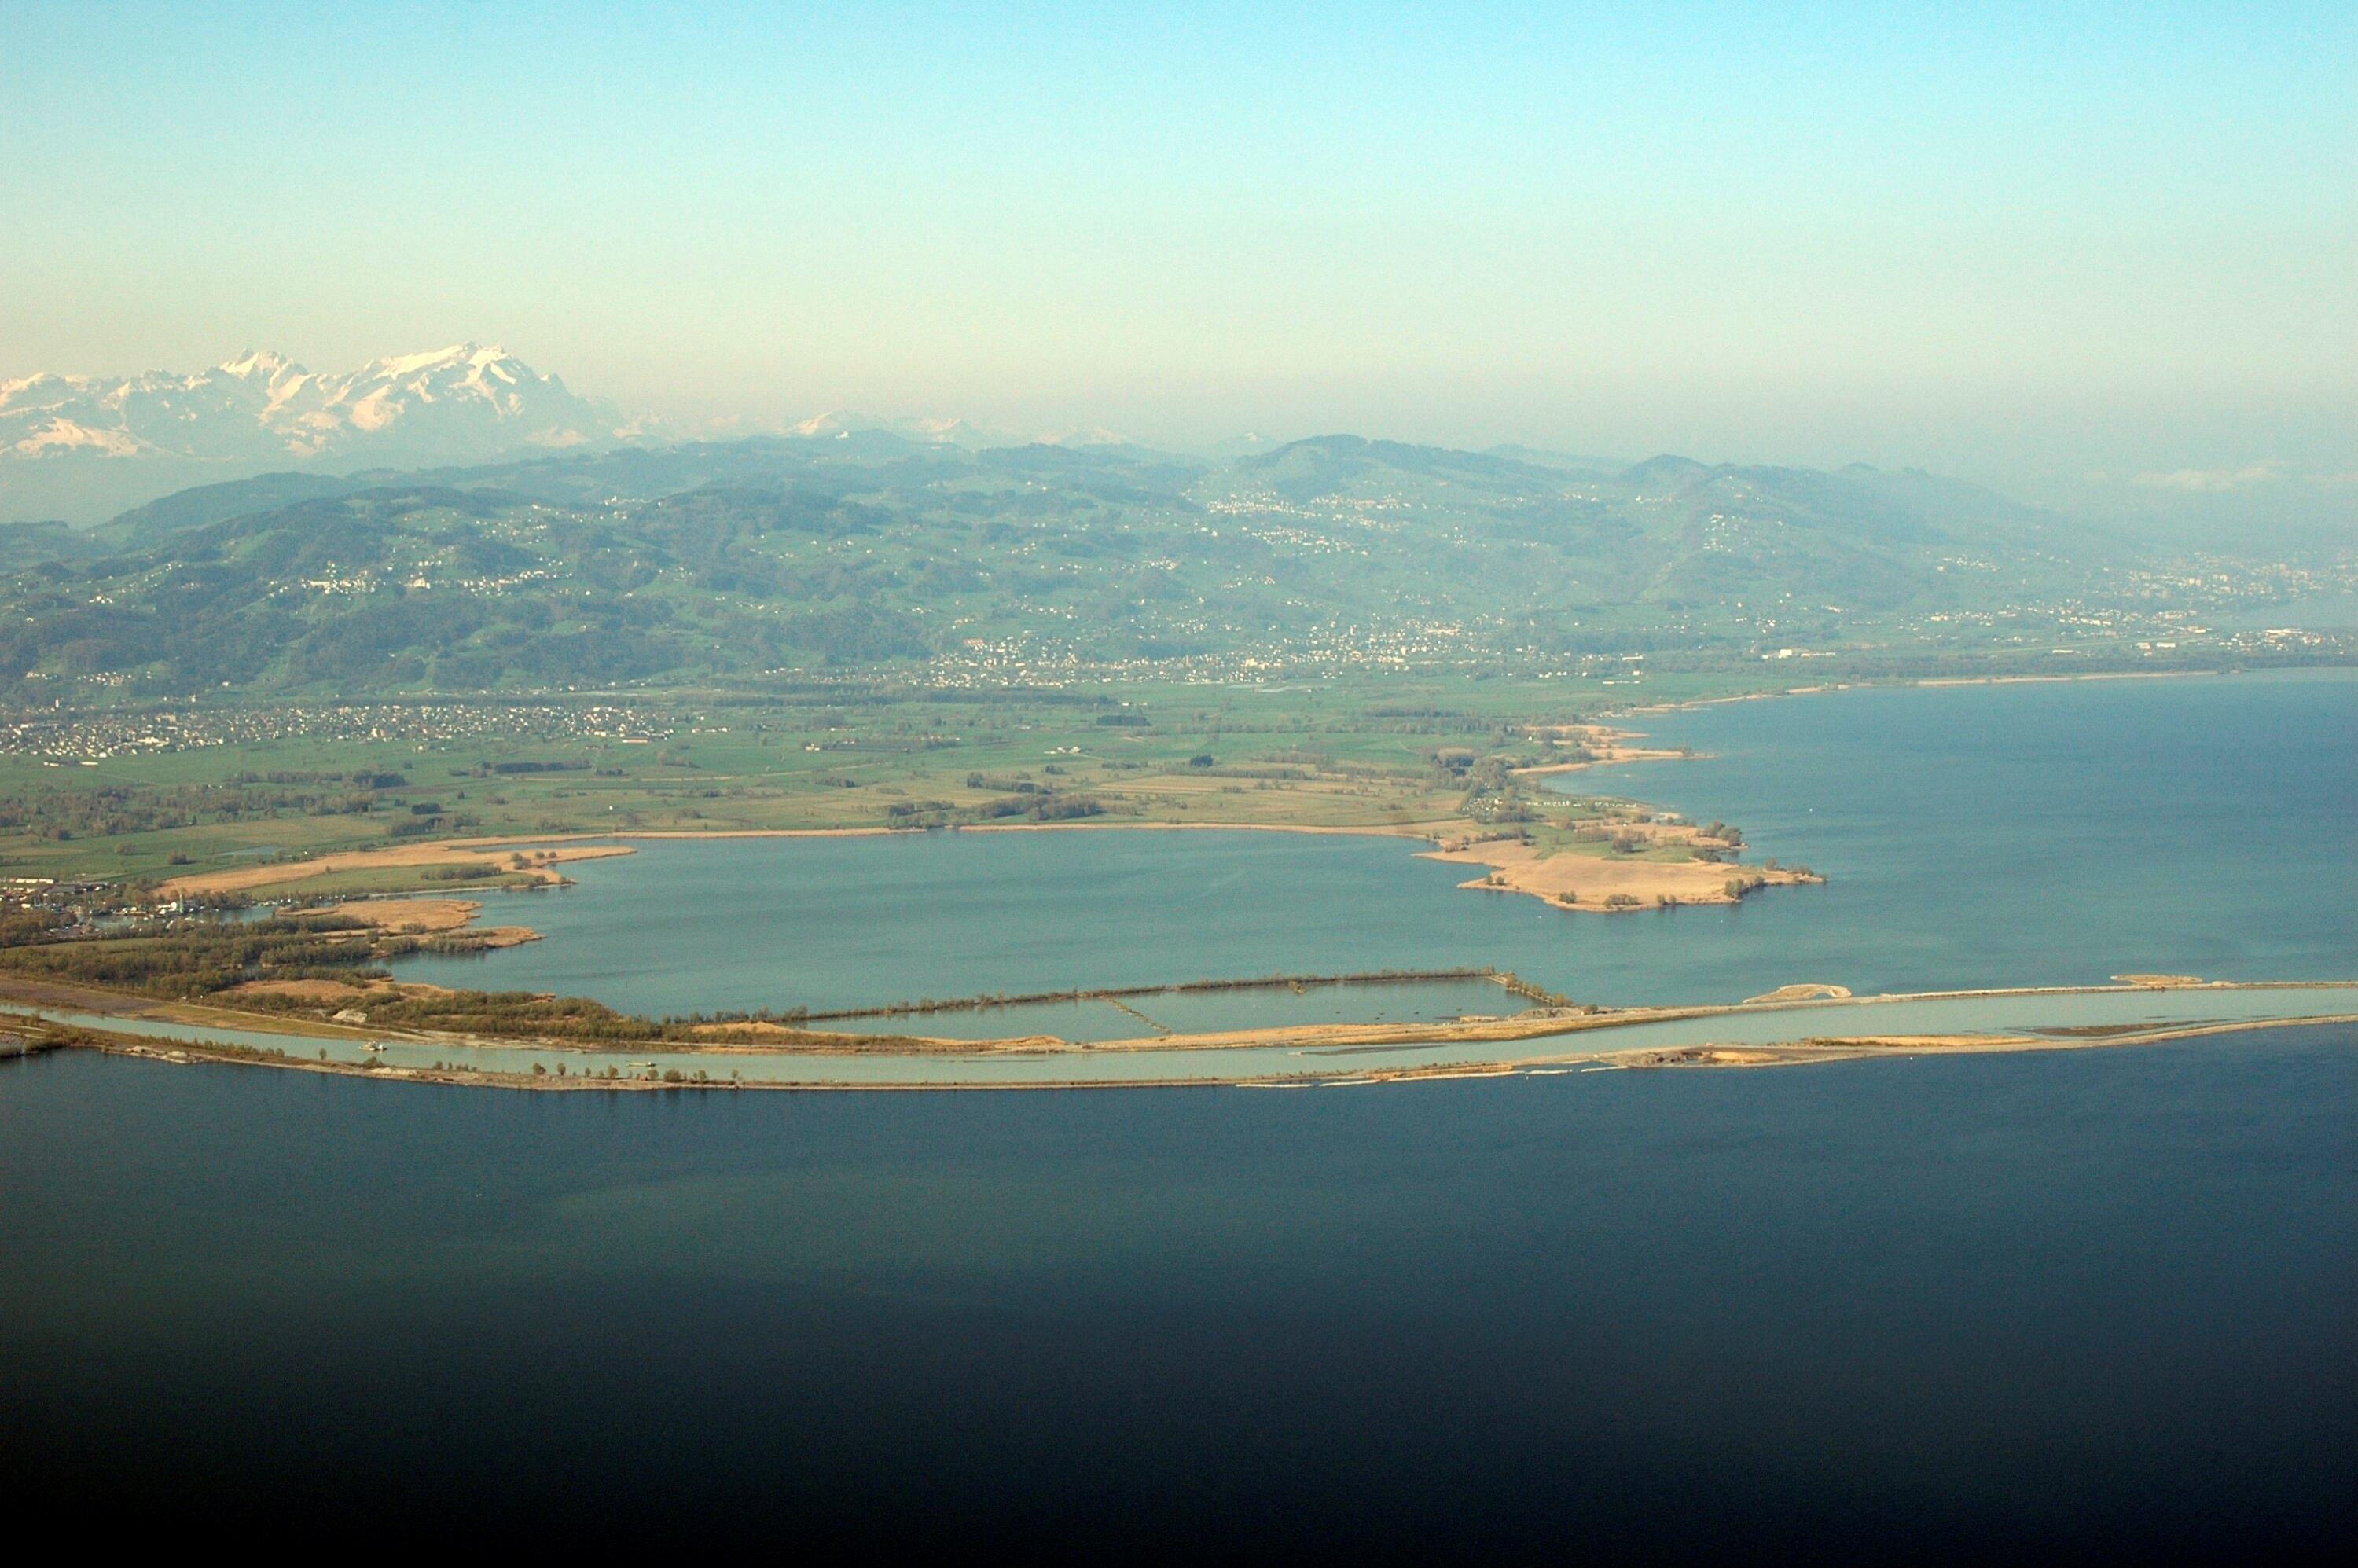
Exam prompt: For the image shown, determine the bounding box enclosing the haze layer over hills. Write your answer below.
[1,344,2337,700]
[0,422,2165,696]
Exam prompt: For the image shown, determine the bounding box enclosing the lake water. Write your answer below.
[393,670,2356,1023]
[9,670,2352,1548]
[2215,589,2358,630]
[4,1030,2349,1551]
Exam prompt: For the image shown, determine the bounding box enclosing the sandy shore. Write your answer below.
[141,716,1720,919]
[1612,1011,2358,1070]
[19,964,2352,1062]
[307,897,542,946]
[1507,724,1687,776]
[160,841,630,898]
[1420,825,1820,913]
[152,818,1490,912]
[24,991,2355,1093]
[1605,665,2264,724]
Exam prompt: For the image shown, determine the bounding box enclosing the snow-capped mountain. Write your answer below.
[784,409,1137,451]
[786,409,1027,450]
[0,344,621,522]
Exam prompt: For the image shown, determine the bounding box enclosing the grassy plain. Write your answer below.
[0,670,1839,1043]
[3,674,1761,893]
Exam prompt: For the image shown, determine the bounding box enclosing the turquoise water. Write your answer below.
[393,670,2356,1018]
[4,1030,2349,1550]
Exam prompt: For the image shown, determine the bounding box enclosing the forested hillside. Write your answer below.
[0,432,2125,695]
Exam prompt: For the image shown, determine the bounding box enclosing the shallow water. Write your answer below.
[5,1030,2349,1550]
[788,973,1523,1042]
[391,671,2356,1018]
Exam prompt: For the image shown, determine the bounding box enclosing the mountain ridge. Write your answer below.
[0,428,2135,696]
[0,344,621,522]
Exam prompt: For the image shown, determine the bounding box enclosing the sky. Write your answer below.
[2,2,2350,523]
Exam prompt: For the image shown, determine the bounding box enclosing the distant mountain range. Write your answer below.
[0,345,621,522]
[784,410,1136,451]
[9,345,2340,552]
[0,342,1186,524]
[0,424,2136,696]
[2,344,2199,699]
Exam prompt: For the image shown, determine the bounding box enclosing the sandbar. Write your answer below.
[160,841,630,898]
[1421,832,1820,913]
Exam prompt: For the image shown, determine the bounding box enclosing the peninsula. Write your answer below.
[8,979,2351,1092]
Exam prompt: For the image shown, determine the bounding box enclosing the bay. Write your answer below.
[390,670,2356,1019]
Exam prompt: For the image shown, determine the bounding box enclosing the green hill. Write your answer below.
[0,433,2126,695]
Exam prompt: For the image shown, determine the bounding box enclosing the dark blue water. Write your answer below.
[4,1032,2352,1552]
[397,670,2356,1014]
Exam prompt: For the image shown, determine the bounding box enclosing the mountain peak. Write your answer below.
[0,343,621,521]
[1622,454,1713,485]
[368,342,509,378]
[786,411,1037,450]
[790,410,878,439]
[218,348,298,380]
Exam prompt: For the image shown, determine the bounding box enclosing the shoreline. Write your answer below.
[1607,662,2354,722]
[127,664,2342,946]
[158,841,630,899]
[11,978,2353,1092]
[163,802,1796,930]
[59,667,2347,1068]
[141,675,2194,916]
[25,998,2356,1092]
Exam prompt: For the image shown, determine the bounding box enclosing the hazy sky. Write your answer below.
[4,2,2350,513]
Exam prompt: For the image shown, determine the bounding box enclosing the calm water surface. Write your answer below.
[4,1031,2350,1550]
[394,671,2356,1017]
[10,672,2353,1548]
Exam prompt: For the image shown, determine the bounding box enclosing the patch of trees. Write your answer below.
[296,987,667,1041]
[775,604,928,664]
[0,780,385,839]
[0,915,384,997]
[880,792,1107,829]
